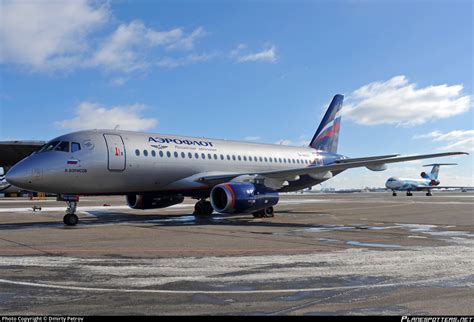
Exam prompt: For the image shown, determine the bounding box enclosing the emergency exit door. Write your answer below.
[104,134,126,171]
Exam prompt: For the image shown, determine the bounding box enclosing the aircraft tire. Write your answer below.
[63,214,78,226]
[252,209,265,218]
[392,192,397,196]
[264,206,274,218]
[193,201,213,217]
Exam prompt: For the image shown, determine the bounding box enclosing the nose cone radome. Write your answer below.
[5,164,30,189]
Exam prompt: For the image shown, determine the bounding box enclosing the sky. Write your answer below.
[0,0,473,189]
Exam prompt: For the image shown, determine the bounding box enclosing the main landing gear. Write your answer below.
[392,191,397,196]
[193,199,214,217]
[406,191,413,196]
[426,190,433,196]
[59,195,80,226]
[252,206,274,218]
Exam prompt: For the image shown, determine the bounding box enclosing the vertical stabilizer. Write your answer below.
[422,163,457,180]
[309,94,344,153]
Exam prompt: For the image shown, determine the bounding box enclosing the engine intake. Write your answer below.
[126,194,184,210]
[210,182,278,214]
[421,172,429,179]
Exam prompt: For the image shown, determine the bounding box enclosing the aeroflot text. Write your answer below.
[149,137,214,147]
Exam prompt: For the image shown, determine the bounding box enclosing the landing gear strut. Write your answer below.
[193,199,214,217]
[252,206,274,218]
[59,195,80,226]
[426,190,433,196]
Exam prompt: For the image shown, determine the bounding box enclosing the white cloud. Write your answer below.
[0,0,108,71]
[165,27,207,51]
[243,136,261,142]
[232,44,277,63]
[0,1,210,73]
[343,76,470,126]
[109,77,128,87]
[413,130,474,152]
[90,21,206,72]
[55,102,157,131]
[275,139,292,145]
[156,53,215,68]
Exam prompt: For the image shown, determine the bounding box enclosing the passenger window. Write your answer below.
[195,153,199,159]
[214,154,218,160]
[264,157,268,162]
[135,149,140,156]
[249,156,252,161]
[238,156,241,161]
[243,156,247,161]
[208,153,212,159]
[143,150,148,157]
[167,151,171,158]
[181,152,186,158]
[227,155,230,160]
[259,157,263,162]
[174,152,179,158]
[232,155,236,161]
[220,154,224,160]
[71,142,81,153]
[151,150,156,157]
[201,153,206,159]
[188,152,193,158]
[55,141,70,152]
[159,151,164,157]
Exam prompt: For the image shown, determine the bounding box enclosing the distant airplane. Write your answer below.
[5,94,468,226]
[385,163,469,196]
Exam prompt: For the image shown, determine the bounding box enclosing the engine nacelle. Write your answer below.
[210,182,279,214]
[366,164,387,171]
[126,194,184,210]
[421,172,429,179]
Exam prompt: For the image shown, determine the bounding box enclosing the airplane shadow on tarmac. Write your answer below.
[0,210,342,231]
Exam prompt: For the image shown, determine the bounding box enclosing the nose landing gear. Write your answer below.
[59,195,80,226]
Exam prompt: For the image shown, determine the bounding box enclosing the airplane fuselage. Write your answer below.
[8,130,346,196]
[385,177,436,191]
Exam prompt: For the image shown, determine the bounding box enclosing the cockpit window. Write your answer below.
[55,141,70,152]
[37,141,60,153]
[71,142,81,153]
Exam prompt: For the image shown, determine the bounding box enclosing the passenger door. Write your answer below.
[103,134,126,171]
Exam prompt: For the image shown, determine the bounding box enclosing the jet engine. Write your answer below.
[421,172,429,179]
[210,182,279,214]
[126,194,184,210]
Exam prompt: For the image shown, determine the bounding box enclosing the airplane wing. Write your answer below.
[197,151,469,189]
[0,141,46,167]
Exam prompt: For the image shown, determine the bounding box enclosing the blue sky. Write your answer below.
[1,0,472,188]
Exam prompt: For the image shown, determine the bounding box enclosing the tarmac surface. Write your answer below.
[0,192,472,315]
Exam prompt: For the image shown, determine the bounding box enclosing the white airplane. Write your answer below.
[5,94,468,225]
[385,163,470,196]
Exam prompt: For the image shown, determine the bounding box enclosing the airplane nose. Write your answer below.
[5,164,30,188]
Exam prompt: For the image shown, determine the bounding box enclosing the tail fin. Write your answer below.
[309,94,344,153]
[422,163,457,180]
